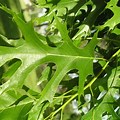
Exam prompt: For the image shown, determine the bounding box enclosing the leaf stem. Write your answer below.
[51,93,78,118]
[85,49,120,89]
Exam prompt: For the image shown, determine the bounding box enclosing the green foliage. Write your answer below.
[0,0,120,120]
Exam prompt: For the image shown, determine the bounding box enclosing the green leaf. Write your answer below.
[1,0,120,119]
[0,4,98,120]
[102,0,120,29]
[82,67,120,120]
[2,60,21,79]
[0,102,32,120]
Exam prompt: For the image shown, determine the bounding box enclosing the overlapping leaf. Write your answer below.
[102,0,120,29]
[82,66,120,120]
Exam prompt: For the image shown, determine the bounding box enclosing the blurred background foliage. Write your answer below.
[0,0,120,120]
